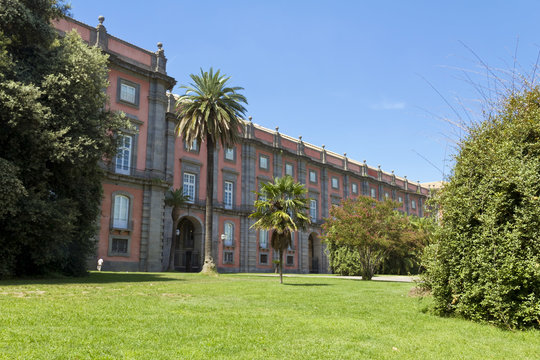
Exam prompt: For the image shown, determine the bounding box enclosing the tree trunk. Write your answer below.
[279,249,283,284]
[201,137,217,275]
[166,207,182,271]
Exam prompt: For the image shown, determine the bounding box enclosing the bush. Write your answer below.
[422,87,540,329]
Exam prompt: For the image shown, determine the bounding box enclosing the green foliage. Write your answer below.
[323,197,425,280]
[0,0,126,277]
[422,87,540,329]
[250,176,310,283]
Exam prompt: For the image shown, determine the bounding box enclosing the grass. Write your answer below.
[0,273,538,359]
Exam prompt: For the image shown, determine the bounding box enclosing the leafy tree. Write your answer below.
[250,176,310,284]
[175,68,247,275]
[323,197,422,280]
[164,188,190,271]
[422,87,540,329]
[0,0,126,277]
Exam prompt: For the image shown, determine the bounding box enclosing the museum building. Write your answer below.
[54,16,431,274]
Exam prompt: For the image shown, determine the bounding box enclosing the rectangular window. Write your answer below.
[225,147,235,161]
[259,155,269,170]
[285,163,294,177]
[384,192,389,199]
[111,238,128,254]
[185,139,198,152]
[113,195,129,229]
[115,135,132,175]
[398,196,403,203]
[183,173,196,203]
[286,255,294,266]
[412,200,416,209]
[259,229,268,249]
[117,79,140,106]
[224,181,233,209]
[259,253,268,264]
[224,223,234,246]
[309,170,317,183]
[224,251,234,264]
[352,183,358,194]
[310,199,317,221]
[331,177,339,189]
[371,188,376,199]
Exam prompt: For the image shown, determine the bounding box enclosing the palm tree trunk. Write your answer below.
[279,249,283,284]
[201,137,217,275]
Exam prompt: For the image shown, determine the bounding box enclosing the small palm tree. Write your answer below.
[164,188,190,271]
[250,176,311,284]
[175,68,247,274]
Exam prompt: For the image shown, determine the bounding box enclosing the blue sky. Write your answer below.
[70,0,540,182]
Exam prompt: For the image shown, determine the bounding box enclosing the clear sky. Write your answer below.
[69,0,540,183]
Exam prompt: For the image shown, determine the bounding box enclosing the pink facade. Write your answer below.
[55,16,432,274]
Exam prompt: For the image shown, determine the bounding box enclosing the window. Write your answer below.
[352,183,358,194]
[286,255,294,266]
[309,170,317,183]
[111,238,128,254]
[371,188,376,198]
[224,181,233,209]
[331,177,339,189]
[185,139,198,152]
[225,147,235,161]
[115,135,132,175]
[223,251,234,264]
[259,229,268,249]
[398,196,403,203]
[285,163,294,177]
[113,195,129,229]
[384,192,389,199]
[117,79,140,106]
[259,155,269,170]
[224,223,234,247]
[411,200,416,209]
[310,199,317,221]
[259,253,268,264]
[183,173,196,203]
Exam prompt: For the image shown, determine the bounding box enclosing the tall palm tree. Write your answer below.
[175,68,247,274]
[164,188,190,271]
[250,176,311,284]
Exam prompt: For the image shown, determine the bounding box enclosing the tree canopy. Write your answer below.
[422,86,540,329]
[0,0,126,277]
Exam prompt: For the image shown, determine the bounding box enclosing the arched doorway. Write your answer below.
[308,233,321,273]
[174,217,203,272]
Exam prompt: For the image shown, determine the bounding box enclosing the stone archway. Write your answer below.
[174,216,203,272]
[308,232,321,273]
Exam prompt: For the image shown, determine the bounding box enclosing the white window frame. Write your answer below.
[259,155,269,170]
[113,195,129,229]
[309,170,317,183]
[115,134,132,175]
[310,199,317,221]
[398,196,403,203]
[352,183,358,194]
[371,188,376,199]
[331,177,339,189]
[285,163,294,177]
[259,229,268,249]
[224,181,233,209]
[412,200,416,209]
[120,83,136,104]
[224,222,234,247]
[183,173,196,203]
[225,147,235,161]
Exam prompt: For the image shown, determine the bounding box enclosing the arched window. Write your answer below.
[113,195,129,229]
[224,223,234,247]
[115,135,132,175]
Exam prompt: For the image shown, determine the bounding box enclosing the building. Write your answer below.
[54,16,430,274]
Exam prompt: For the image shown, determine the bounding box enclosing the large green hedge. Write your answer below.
[422,88,540,329]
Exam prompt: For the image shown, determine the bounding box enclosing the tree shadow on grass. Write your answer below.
[283,283,332,287]
[0,272,182,286]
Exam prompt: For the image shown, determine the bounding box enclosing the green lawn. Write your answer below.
[0,273,538,359]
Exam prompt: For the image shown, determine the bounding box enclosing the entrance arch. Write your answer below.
[308,232,321,273]
[174,216,203,272]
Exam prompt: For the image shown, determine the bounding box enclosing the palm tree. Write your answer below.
[250,176,311,284]
[164,188,190,271]
[175,68,247,274]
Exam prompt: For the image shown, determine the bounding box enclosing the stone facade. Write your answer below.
[54,16,430,274]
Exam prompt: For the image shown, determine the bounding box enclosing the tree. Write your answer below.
[422,86,540,329]
[323,197,421,280]
[175,68,247,275]
[250,176,310,284]
[0,0,126,277]
[164,188,190,271]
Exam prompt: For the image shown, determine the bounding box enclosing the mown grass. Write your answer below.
[0,272,538,359]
